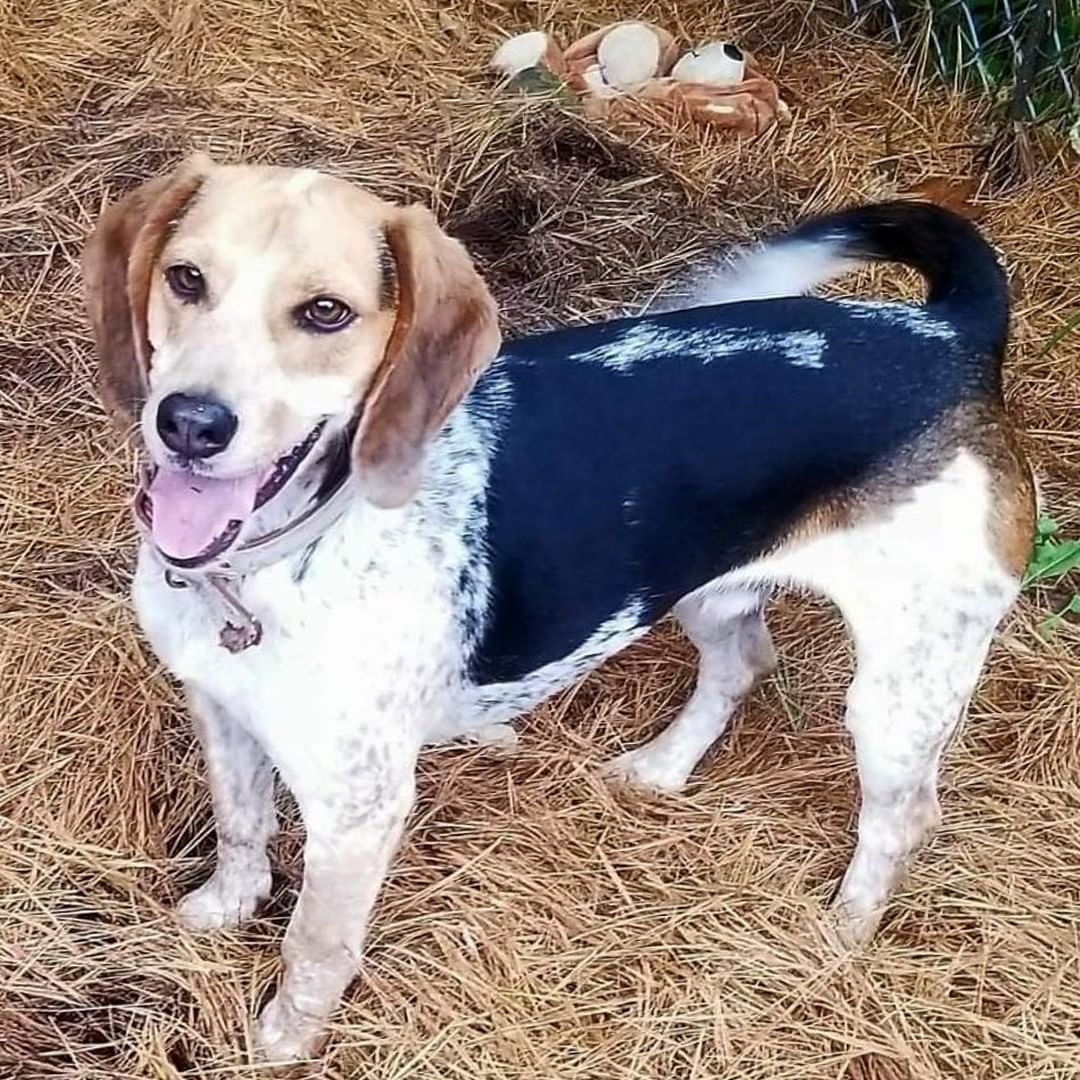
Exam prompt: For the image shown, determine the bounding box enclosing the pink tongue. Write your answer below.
[148,468,260,560]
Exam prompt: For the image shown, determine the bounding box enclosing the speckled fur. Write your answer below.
[137,411,1027,1059]
[112,189,1032,1063]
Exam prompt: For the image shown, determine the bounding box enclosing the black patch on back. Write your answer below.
[462,297,995,685]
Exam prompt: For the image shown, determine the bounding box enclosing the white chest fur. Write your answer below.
[133,504,469,756]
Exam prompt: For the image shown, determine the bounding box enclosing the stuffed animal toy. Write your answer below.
[490,30,566,79]
[562,21,679,97]
[489,22,790,137]
[634,44,792,136]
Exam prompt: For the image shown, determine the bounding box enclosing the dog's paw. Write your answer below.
[176,869,271,931]
[599,747,690,795]
[424,722,520,754]
[461,722,519,752]
[253,994,327,1065]
[820,899,881,954]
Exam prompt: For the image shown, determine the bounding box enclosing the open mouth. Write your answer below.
[135,423,325,568]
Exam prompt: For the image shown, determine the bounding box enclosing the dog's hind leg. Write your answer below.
[602,587,774,793]
[800,450,1031,946]
[176,687,277,931]
[827,570,1018,946]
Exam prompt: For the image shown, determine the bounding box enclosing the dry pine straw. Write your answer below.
[1,1,1079,1078]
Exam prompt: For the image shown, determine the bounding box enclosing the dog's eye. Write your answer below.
[297,296,356,333]
[165,263,205,302]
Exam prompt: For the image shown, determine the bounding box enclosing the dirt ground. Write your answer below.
[1,1,1078,1078]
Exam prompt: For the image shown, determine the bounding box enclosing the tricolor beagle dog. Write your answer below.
[82,155,1034,1061]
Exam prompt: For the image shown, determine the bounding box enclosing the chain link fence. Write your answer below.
[847,0,1079,126]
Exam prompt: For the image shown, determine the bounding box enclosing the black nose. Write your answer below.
[156,393,238,458]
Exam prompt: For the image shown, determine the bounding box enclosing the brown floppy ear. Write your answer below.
[354,205,502,507]
[81,155,209,434]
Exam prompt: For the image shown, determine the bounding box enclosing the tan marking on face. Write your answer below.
[81,157,208,432]
[141,162,401,474]
[86,155,501,505]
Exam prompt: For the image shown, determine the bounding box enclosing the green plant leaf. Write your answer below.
[1024,538,1080,587]
[503,67,575,103]
[1036,516,1059,541]
[1037,594,1080,639]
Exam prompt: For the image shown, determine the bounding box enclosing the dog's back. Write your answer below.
[463,203,1024,685]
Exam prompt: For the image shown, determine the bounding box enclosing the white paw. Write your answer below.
[424,722,519,753]
[822,898,883,953]
[253,993,327,1064]
[600,747,690,794]
[461,722,519,751]
[176,868,271,931]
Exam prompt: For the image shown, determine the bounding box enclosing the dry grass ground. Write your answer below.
[1,1,1078,1077]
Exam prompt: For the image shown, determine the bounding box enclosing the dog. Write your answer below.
[82,154,1034,1061]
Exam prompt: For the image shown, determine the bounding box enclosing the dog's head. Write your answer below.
[82,154,501,565]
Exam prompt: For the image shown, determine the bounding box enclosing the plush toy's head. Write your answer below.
[671,41,747,87]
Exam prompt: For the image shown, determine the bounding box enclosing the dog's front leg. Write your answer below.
[253,733,419,1063]
[177,686,276,930]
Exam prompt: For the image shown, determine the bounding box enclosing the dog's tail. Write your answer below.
[652,200,1009,355]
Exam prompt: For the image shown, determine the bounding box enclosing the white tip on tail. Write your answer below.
[646,235,861,313]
